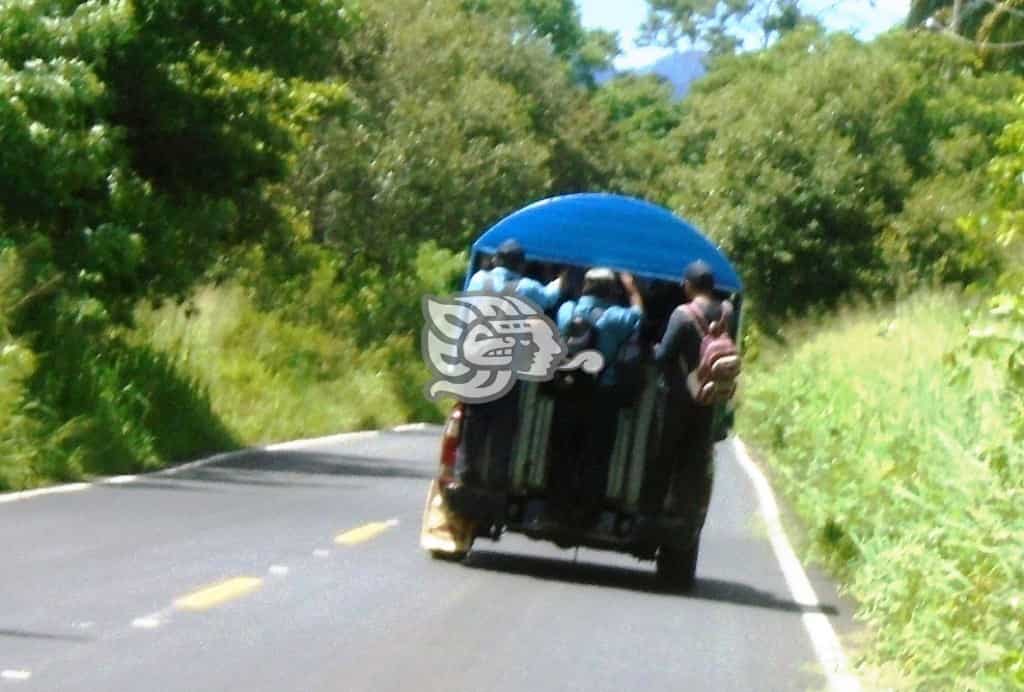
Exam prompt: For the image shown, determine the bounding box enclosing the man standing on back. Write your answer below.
[546,268,644,527]
[453,240,564,511]
[466,239,563,308]
[649,260,733,513]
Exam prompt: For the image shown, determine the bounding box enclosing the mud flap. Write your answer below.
[419,480,476,556]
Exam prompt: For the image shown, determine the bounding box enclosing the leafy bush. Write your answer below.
[0,249,46,490]
[966,95,1024,477]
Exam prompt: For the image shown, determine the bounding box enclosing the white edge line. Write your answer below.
[104,475,139,485]
[1,670,32,681]
[0,482,91,504]
[731,437,861,692]
[0,427,397,504]
[391,422,430,432]
[264,430,379,452]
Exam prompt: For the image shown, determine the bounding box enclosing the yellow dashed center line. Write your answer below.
[335,519,399,546]
[174,577,263,612]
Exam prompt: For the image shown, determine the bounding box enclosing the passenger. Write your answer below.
[648,260,733,512]
[453,240,565,511]
[466,239,563,309]
[546,269,644,527]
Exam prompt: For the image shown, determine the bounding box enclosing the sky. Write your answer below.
[577,0,912,69]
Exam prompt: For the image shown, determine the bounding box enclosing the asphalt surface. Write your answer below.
[2,427,857,691]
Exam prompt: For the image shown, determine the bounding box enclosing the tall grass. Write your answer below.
[740,292,1024,690]
[136,284,445,445]
[0,249,236,490]
[1,244,448,492]
[0,329,46,490]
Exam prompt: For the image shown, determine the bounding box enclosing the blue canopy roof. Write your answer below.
[470,193,742,293]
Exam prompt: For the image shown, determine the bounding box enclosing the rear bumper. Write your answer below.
[441,483,705,560]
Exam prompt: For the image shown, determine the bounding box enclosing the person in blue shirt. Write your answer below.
[556,268,644,386]
[466,240,563,311]
[452,240,566,518]
[544,268,645,528]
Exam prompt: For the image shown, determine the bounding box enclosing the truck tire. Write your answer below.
[655,539,700,592]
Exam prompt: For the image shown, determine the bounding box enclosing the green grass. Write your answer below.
[0,276,444,491]
[135,284,445,446]
[0,318,237,491]
[740,291,1024,690]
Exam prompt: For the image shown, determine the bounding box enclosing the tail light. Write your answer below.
[438,404,464,483]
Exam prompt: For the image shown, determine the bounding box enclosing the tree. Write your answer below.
[638,0,814,54]
[658,27,1021,314]
[0,0,357,324]
[909,0,1024,65]
[461,0,619,81]
[293,0,619,267]
[590,74,682,202]
[283,0,624,344]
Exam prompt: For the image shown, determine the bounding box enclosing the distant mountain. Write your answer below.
[595,50,707,99]
[637,50,707,98]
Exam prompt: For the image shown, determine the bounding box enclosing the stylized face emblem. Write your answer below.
[422,291,604,404]
[461,317,560,377]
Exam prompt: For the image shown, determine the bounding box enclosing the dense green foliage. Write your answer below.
[740,99,1024,690]
[292,0,617,263]
[968,96,1024,450]
[741,293,1024,689]
[0,0,361,487]
[0,0,355,319]
[0,249,234,489]
[655,28,1020,315]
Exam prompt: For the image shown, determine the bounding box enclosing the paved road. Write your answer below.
[2,427,856,691]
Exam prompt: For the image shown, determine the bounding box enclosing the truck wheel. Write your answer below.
[656,539,700,592]
[429,549,468,562]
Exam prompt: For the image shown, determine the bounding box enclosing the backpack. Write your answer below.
[548,305,606,397]
[681,302,741,406]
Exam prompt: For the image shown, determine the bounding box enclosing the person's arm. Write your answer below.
[654,307,689,366]
[619,272,644,314]
[556,300,576,334]
[538,275,564,310]
[515,277,560,311]
[466,270,487,292]
[720,299,736,336]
